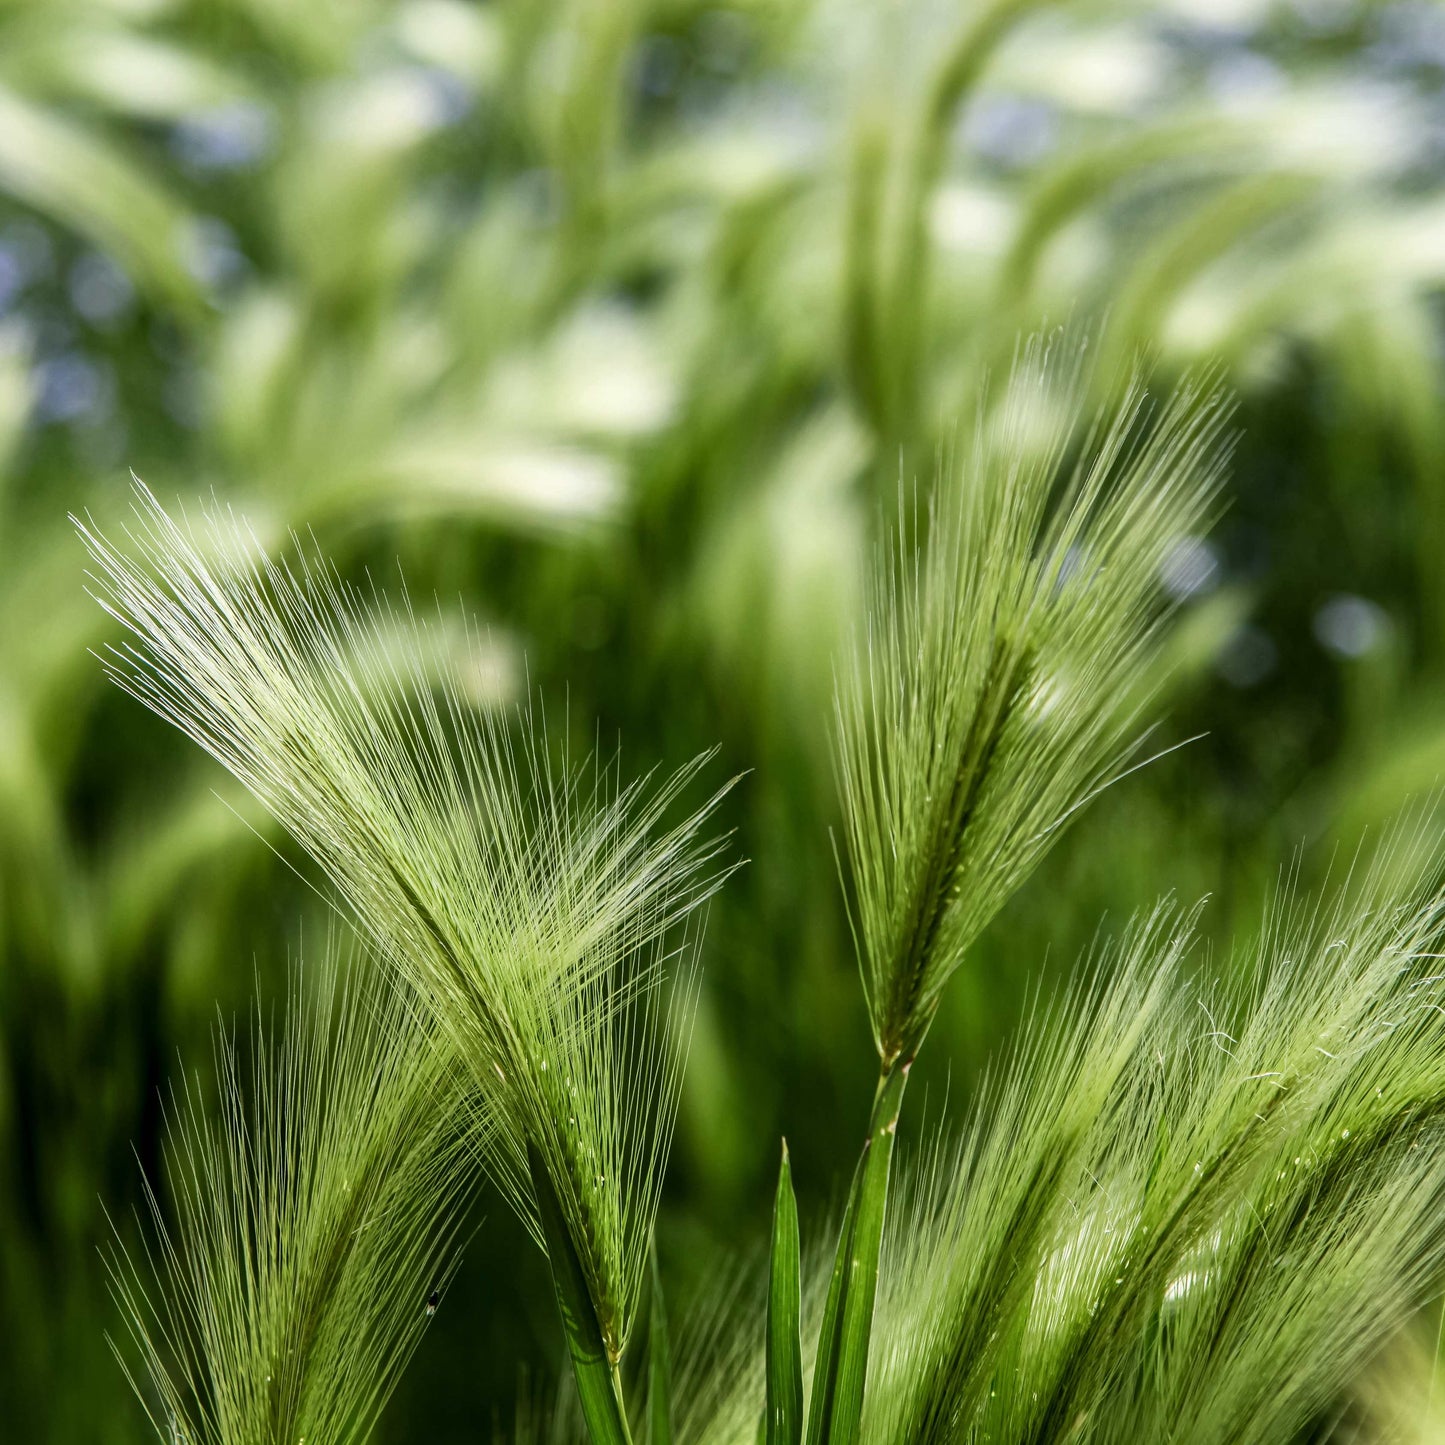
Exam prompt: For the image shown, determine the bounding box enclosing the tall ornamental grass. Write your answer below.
[79,334,1445,1442]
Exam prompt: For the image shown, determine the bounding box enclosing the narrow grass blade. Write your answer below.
[767,1140,803,1445]
[529,1140,633,1445]
[648,1243,672,1445]
[804,1156,861,1445]
[827,1063,907,1444]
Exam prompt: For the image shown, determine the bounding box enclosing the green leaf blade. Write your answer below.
[767,1140,803,1445]
[825,1062,907,1445]
[804,1155,860,1445]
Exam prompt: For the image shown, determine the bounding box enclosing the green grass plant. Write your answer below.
[82,333,1445,1442]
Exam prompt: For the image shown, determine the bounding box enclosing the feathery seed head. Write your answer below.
[863,846,1445,1444]
[78,482,735,1363]
[835,331,1234,1065]
[107,958,476,1445]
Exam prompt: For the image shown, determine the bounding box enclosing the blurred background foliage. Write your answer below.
[1,0,1444,1437]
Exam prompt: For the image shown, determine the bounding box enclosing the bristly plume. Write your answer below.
[863,844,1445,1444]
[77,482,735,1363]
[106,956,477,1445]
[835,332,1233,1066]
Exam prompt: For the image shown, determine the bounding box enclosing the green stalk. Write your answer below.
[826,1061,908,1445]
[528,1140,633,1445]
[766,1140,803,1445]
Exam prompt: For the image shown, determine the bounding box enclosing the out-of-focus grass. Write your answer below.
[0,1,1443,1439]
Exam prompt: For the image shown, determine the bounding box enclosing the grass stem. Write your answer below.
[529,1140,634,1445]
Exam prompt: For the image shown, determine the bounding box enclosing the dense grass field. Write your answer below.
[4,2,1445,1441]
